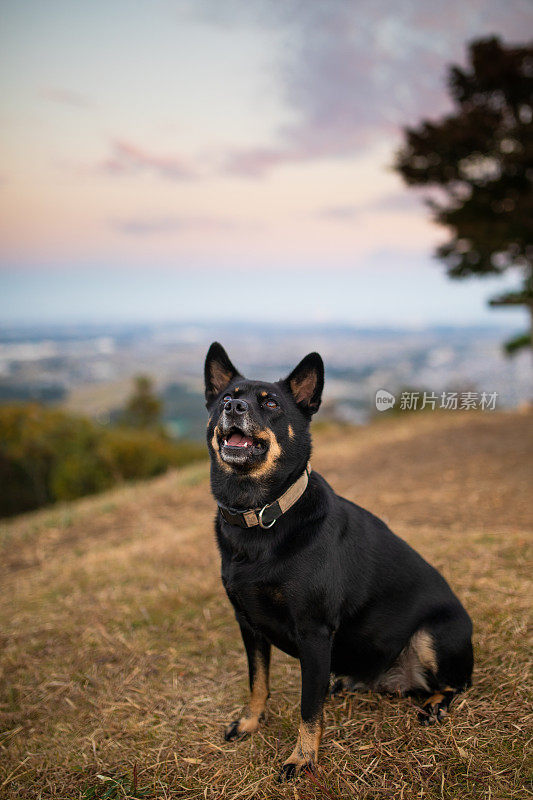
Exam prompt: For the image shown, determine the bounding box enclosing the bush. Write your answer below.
[98,428,204,481]
[0,404,206,517]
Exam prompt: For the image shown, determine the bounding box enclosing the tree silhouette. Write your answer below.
[395,36,533,354]
[121,375,162,429]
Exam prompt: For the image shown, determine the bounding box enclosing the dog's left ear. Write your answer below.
[282,352,324,416]
[204,342,242,405]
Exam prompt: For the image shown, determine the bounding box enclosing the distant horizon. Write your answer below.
[0,317,521,335]
[0,262,527,330]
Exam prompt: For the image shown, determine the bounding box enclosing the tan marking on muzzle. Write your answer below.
[287,423,294,440]
[211,427,231,472]
[248,428,282,478]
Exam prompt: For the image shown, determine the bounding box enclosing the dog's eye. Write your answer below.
[264,399,278,409]
[222,394,232,402]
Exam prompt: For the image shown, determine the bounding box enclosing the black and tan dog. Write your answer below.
[204,342,473,781]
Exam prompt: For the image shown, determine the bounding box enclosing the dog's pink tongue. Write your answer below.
[227,433,252,447]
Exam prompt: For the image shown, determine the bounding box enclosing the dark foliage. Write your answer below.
[395,36,533,353]
[119,375,162,429]
[0,404,205,517]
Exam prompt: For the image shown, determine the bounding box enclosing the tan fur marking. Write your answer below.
[374,629,437,693]
[248,657,269,717]
[269,587,284,604]
[283,716,323,771]
[248,428,282,478]
[412,629,438,673]
[260,390,267,397]
[210,362,233,395]
[234,652,269,735]
[290,372,316,404]
[424,691,445,707]
[288,423,294,440]
[212,424,281,477]
[211,428,231,473]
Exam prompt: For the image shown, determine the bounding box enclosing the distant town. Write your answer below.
[0,322,530,440]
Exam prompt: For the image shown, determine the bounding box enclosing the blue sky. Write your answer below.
[0,0,531,327]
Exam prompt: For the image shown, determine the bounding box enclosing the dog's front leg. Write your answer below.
[225,620,271,740]
[279,627,332,781]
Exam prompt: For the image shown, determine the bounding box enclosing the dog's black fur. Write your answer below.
[205,342,473,780]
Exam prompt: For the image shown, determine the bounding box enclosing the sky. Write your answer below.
[0,0,531,328]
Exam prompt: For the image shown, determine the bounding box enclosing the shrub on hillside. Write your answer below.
[0,404,205,517]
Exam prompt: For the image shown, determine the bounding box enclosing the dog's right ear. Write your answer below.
[204,342,241,405]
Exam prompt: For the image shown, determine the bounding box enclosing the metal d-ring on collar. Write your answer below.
[258,505,276,529]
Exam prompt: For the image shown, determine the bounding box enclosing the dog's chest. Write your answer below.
[222,555,293,637]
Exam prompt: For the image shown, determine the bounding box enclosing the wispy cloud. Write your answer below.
[111,215,254,235]
[101,140,197,181]
[318,192,424,221]
[41,87,93,108]
[370,192,424,213]
[319,205,361,221]
[214,0,533,177]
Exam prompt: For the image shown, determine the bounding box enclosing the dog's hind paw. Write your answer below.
[417,689,455,725]
[329,675,365,697]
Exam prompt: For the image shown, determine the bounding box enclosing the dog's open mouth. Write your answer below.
[219,427,268,465]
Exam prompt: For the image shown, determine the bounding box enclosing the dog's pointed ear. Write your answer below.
[204,342,241,404]
[282,352,324,416]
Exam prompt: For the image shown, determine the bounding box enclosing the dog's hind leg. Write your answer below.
[415,611,473,725]
[224,622,271,741]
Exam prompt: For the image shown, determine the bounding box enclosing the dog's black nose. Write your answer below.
[224,398,248,415]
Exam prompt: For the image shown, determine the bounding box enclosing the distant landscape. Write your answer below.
[1,322,530,440]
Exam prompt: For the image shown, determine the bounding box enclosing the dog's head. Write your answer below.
[204,342,323,508]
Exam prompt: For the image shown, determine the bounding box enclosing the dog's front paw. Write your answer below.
[277,757,317,782]
[224,712,263,741]
[224,718,245,741]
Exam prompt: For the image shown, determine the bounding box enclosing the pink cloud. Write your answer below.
[318,192,427,221]
[112,215,256,235]
[216,0,532,177]
[41,88,92,108]
[101,139,197,181]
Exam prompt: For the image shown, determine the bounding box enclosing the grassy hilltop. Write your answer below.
[0,411,531,800]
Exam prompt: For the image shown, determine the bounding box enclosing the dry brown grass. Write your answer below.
[1,411,531,799]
